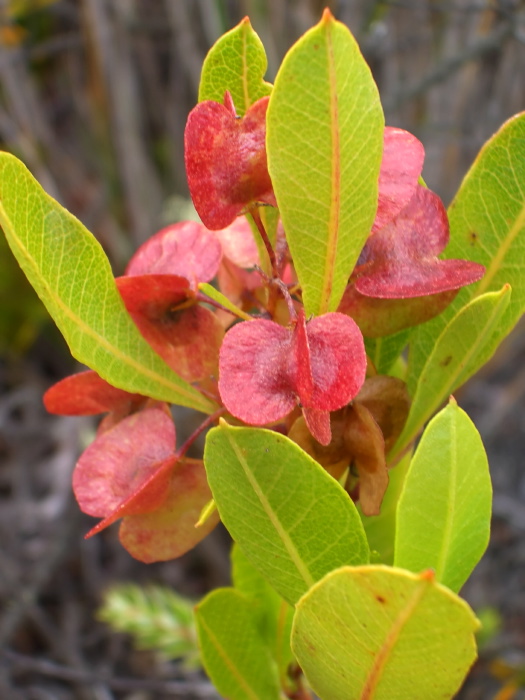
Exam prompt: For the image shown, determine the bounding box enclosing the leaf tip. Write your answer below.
[321,7,335,24]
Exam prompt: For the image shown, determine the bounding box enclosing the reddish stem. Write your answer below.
[175,408,226,459]
[250,206,278,277]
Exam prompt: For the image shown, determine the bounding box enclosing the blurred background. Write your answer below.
[0,1,524,698]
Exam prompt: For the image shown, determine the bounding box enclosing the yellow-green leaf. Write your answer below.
[395,400,492,593]
[195,588,281,700]
[204,421,369,605]
[266,9,384,316]
[408,112,525,395]
[198,17,272,116]
[292,565,479,700]
[0,153,215,414]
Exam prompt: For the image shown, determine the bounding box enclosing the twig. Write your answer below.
[1,649,219,699]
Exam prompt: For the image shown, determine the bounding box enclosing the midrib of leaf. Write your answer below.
[0,202,215,414]
[434,416,457,583]
[474,199,525,296]
[395,288,508,455]
[197,614,261,700]
[359,576,430,700]
[224,428,316,590]
[320,21,341,315]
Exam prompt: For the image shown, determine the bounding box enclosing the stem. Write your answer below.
[175,408,226,459]
[250,206,278,278]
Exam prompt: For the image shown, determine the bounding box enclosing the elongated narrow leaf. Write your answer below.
[394,400,491,593]
[204,422,369,605]
[198,17,272,115]
[408,112,525,394]
[195,588,281,700]
[292,565,479,700]
[0,153,215,414]
[394,286,510,459]
[266,9,384,316]
[232,545,295,679]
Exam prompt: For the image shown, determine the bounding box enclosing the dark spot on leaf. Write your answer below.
[376,595,386,604]
[440,355,453,367]
[468,231,478,245]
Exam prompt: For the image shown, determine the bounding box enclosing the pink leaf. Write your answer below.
[73,408,176,519]
[126,221,222,288]
[354,186,485,299]
[117,275,224,382]
[185,94,276,229]
[373,127,425,234]
[118,458,220,563]
[218,312,366,436]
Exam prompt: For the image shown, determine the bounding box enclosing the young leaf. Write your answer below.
[393,285,511,459]
[204,422,369,605]
[266,9,384,316]
[408,111,525,393]
[198,17,272,116]
[195,588,281,700]
[394,399,492,593]
[0,153,215,414]
[292,565,479,700]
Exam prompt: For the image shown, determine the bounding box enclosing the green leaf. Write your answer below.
[266,9,384,316]
[292,565,479,700]
[394,399,491,593]
[0,153,215,414]
[204,421,369,605]
[232,545,295,680]
[195,588,281,700]
[408,112,525,395]
[198,282,252,321]
[365,329,412,376]
[393,286,510,459]
[198,17,272,116]
[360,450,411,565]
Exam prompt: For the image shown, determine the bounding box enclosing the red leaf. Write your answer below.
[73,408,176,519]
[354,186,485,299]
[185,94,276,229]
[44,370,145,416]
[117,275,224,382]
[118,458,220,563]
[126,221,222,288]
[373,127,425,234]
[218,312,366,441]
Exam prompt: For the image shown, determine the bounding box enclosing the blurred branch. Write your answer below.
[82,0,163,247]
[1,649,220,699]
[384,19,513,111]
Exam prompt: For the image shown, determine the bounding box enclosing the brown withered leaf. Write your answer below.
[355,375,411,452]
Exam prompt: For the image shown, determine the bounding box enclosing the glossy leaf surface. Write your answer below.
[266,9,383,315]
[204,422,369,604]
[408,112,525,394]
[395,400,491,593]
[292,565,479,700]
[394,286,510,459]
[198,17,272,116]
[195,588,281,700]
[0,153,215,414]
